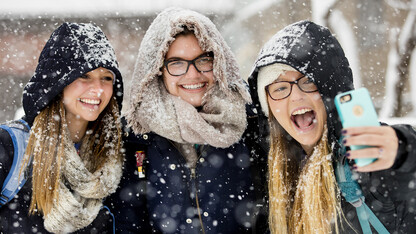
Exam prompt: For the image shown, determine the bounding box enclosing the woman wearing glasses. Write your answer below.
[248,21,416,233]
[110,7,267,234]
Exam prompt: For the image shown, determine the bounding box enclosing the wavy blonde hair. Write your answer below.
[21,95,122,215]
[268,108,343,234]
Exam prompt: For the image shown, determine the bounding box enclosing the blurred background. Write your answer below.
[0,0,415,124]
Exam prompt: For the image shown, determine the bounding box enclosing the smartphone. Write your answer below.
[334,87,380,167]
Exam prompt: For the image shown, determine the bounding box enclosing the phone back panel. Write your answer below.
[335,88,380,166]
[335,88,380,128]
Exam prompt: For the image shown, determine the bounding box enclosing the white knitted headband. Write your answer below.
[257,63,296,116]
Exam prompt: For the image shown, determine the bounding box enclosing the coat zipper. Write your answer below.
[191,160,206,234]
[168,140,206,234]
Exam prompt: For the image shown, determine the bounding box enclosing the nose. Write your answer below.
[89,79,104,96]
[185,63,201,78]
[289,83,304,101]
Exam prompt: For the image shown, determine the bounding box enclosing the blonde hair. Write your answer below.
[21,96,122,215]
[268,109,343,234]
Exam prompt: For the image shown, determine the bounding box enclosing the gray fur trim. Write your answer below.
[124,7,251,135]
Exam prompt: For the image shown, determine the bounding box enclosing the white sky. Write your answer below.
[0,0,237,16]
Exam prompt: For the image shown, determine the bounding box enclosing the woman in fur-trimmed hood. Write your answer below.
[125,7,251,145]
[248,20,416,233]
[0,22,123,233]
[113,7,267,234]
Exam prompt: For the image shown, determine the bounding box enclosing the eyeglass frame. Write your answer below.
[163,52,214,76]
[265,75,318,101]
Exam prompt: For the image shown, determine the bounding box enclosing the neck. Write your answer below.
[302,144,314,156]
[66,116,88,143]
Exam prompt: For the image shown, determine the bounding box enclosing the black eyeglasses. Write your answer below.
[164,52,214,76]
[265,75,318,100]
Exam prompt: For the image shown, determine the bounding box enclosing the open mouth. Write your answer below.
[291,108,316,130]
[181,82,206,90]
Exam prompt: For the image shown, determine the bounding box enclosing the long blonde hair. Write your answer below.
[21,96,122,215]
[268,109,343,233]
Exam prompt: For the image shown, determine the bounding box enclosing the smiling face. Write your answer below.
[163,34,215,107]
[267,71,327,155]
[63,67,114,127]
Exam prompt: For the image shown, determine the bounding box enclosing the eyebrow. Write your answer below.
[276,74,305,82]
[165,52,212,61]
[83,70,114,78]
[103,71,114,76]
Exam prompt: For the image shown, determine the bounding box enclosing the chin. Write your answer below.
[83,114,101,122]
[186,99,203,107]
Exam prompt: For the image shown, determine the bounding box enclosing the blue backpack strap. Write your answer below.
[0,119,31,207]
[101,205,116,234]
[335,138,389,234]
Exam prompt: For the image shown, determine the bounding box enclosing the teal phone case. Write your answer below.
[335,88,380,167]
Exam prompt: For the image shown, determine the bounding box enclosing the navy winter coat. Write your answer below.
[109,111,268,234]
[0,128,115,233]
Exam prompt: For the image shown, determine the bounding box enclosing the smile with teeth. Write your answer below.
[181,83,206,90]
[291,108,316,129]
[78,98,101,105]
[292,108,312,116]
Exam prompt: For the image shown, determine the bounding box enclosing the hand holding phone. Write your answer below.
[335,88,380,167]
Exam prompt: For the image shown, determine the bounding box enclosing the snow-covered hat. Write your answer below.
[248,20,354,149]
[23,22,123,126]
[257,63,296,117]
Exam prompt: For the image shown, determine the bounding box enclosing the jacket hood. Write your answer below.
[23,22,123,126]
[125,7,251,134]
[248,20,354,148]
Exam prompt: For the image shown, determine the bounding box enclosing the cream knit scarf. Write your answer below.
[135,80,247,150]
[43,133,122,233]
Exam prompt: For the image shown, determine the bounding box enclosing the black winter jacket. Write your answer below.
[247,20,416,233]
[108,107,269,234]
[0,128,115,233]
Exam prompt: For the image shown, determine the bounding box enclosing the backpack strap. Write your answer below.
[0,119,31,207]
[335,138,389,234]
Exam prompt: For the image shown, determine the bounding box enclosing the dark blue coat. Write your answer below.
[109,110,268,234]
[0,128,115,233]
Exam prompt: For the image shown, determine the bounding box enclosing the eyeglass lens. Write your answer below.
[267,76,317,100]
[166,54,213,76]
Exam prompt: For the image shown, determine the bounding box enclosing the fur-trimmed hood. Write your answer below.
[125,7,251,135]
[248,20,354,149]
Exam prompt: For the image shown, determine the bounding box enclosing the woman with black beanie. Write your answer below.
[248,20,416,233]
[0,22,124,233]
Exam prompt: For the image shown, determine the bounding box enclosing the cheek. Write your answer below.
[270,107,282,116]
[163,76,176,93]
[312,93,321,101]
[62,85,77,103]
[104,85,113,97]
[316,100,327,121]
[206,73,215,86]
[268,100,287,122]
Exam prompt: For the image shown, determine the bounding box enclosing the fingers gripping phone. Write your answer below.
[335,88,380,167]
